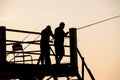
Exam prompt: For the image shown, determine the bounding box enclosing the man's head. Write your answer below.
[59,22,65,29]
[46,25,51,30]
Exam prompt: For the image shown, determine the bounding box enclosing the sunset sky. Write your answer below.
[0,0,120,80]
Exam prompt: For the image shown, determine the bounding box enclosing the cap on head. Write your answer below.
[46,25,51,29]
[59,22,65,29]
[60,22,65,26]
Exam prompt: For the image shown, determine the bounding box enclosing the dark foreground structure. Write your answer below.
[0,26,95,80]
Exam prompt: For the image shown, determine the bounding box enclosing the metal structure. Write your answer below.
[0,26,95,80]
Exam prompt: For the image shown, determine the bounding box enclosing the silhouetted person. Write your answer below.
[37,25,54,65]
[54,22,69,64]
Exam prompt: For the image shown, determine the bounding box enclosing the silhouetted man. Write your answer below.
[37,25,54,65]
[54,22,69,64]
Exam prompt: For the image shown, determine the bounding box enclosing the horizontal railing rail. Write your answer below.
[6,28,41,34]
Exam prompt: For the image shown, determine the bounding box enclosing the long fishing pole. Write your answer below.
[77,15,120,30]
[22,26,39,41]
[23,35,40,50]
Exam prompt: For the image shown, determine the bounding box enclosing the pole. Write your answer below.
[0,26,6,64]
[82,57,84,80]
[69,28,77,66]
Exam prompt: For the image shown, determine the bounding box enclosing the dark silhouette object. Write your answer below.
[12,42,24,63]
[12,42,33,64]
[54,22,69,64]
[37,25,54,65]
[12,43,23,51]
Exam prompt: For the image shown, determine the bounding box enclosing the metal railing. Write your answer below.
[6,28,71,64]
[77,48,95,80]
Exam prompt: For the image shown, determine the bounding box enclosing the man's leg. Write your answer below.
[37,55,44,65]
[45,55,51,65]
[58,55,63,64]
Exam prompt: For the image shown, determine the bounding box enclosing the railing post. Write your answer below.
[82,57,84,80]
[0,26,6,64]
[69,28,77,66]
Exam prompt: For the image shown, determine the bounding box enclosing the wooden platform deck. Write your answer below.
[0,63,79,79]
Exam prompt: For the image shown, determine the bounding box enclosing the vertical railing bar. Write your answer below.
[82,57,84,80]
[84,62,95,80]
[0,26,7,64]
[77,48,95,80]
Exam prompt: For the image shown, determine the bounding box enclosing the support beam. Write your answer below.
[69,28,77,66]
[0,26,6,64]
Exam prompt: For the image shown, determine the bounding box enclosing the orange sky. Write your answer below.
[0,0,120,80]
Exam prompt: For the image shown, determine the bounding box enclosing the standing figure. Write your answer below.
[37,25,54,65]
[54,22,69,64]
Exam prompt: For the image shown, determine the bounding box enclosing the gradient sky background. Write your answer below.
[0,0,120,80]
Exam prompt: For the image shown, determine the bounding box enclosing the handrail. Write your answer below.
[6,28,41,35]
[6,51,40,55]
[7,37,40,61]
[6,40,40,45]
[6,28,70,64]
[77,48,95,80]
[8,50,40,62]
[7,46,70,63]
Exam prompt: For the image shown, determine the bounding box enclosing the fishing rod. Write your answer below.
[21,15,120,46]
[77,15,120,30]
[22,26,39,41]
